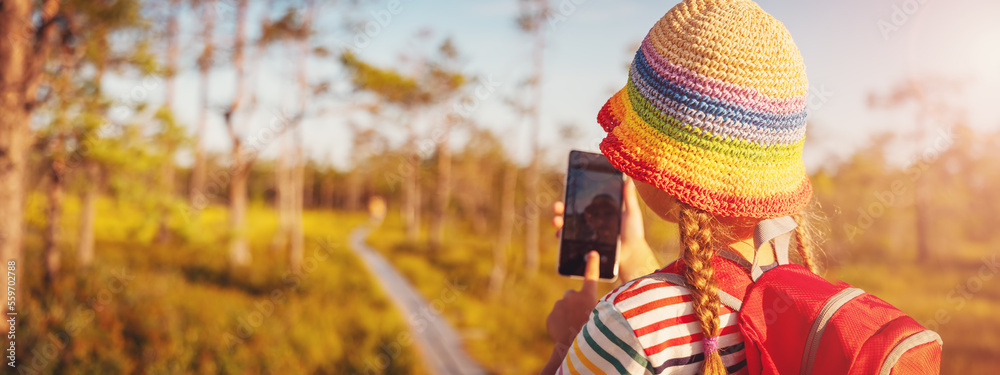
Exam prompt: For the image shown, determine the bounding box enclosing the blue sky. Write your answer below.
[113,0,1000,171]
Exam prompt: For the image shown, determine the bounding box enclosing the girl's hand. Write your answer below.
[552,178,660,282]
[545,251,601,346]
[540,252,601,375]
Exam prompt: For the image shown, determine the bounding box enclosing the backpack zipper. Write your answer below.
[877,330,943,375]
[800,288,866,375]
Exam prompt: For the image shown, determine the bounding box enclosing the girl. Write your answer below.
[542,0,817,373]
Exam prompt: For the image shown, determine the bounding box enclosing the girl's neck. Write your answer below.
[723,238,775,266]
[714,217,776,265]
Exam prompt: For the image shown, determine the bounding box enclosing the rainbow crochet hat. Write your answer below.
[598,0,812,218]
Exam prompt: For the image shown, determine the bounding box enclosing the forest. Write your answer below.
[1,0,998,374]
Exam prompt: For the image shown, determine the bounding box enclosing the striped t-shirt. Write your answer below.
[558,273,748,374]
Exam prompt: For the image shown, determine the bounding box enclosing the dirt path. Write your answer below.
[349,226,487,375]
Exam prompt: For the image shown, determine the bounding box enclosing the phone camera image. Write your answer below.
[558,151,624,280]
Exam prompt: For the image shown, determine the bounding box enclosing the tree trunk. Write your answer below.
[345,170,362,211]
[286,10,315,272]
[0,0,36,277]
[430,124,452,249]
[489,163,518,297]
[523,0,547,276]
[77,162,99,267]
[288,137,305,273]
[273,137,292,255]
[157,0,181,243]
[164,0,180,105]
[457,159,490,236]
[44,47,74,288]
[1,0,61,337]
[273,132,305,270]
[230,159,251,266]
[403,145,421,242]
[524,155,540,276]
[0,110,30,271]
[223,0,251,267]
[914,176,932,263]
[156,151,176,243]
[44,145,65,288]
[321,173,336,209]
[456,177,487,236]
[189,0,216,205]
[302,163,314,209]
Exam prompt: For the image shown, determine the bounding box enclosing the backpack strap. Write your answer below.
[715,249,753,270]
[750,216,798,281]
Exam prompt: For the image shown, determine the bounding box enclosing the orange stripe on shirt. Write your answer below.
[613,281,679,304]
[621,294,692,319]
[572,337,605,375]
[564,348,579,375]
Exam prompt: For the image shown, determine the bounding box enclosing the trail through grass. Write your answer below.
[20,197,427,374]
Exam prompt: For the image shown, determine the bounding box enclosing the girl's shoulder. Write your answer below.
[602,274,694,314]
[596,275,747,374]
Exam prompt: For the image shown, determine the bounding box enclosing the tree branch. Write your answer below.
[24,0,64,110]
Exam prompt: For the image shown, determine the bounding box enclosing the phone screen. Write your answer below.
[558,150,623,281]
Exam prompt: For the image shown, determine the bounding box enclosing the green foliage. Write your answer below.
[20,203,427,374]
[153,106,190,152]
[63,0,153,75]
[340,51,430,107]
[340,38,468,111]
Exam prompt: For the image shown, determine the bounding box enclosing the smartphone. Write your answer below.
[557,150,624,281]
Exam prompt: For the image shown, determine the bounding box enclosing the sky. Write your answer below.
[109,0,1000,172]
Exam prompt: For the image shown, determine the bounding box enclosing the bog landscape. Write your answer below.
[1,0,998,374]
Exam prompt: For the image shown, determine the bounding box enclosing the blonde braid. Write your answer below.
[679,203,727,375]
[792,213,819,274]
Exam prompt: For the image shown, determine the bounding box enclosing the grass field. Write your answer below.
[368,210,1000,374]
[19,195,427,374]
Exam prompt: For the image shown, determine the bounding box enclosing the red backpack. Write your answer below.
[647,217,942,375]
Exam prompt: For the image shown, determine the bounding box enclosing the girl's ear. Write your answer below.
[634,180,680,223]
